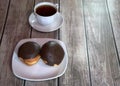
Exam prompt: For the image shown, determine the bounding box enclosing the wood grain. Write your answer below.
[0,0,34,85]
[59,0,90,86]
[107,0,120,85]
[25,0,59,86]
[107,0,120,62]
[84,0,120,86]
[0,0,9,42]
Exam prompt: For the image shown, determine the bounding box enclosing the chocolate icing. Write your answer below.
[18,42,40,59]
[40,41,65,66]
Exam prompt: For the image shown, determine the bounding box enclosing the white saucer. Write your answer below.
[29,13,63,32]
[12,38,68,81]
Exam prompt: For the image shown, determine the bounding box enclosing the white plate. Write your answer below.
[29,13,63,32]
[12,38,68,81]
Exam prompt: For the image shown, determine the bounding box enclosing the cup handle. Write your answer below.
[55,4,59,10]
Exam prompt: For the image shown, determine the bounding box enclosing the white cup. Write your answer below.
[34,2,58,25]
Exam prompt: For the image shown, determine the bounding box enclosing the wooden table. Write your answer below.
[0,0,120,86]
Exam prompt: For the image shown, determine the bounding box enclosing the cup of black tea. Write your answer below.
[34,2,58,25]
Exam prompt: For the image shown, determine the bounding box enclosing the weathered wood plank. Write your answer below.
[59,0,91,86]
[107,0,120,85]
[25,0,59,86]
[84,0,120,85]
[0,0,9,42]
[0,0,34,86]
[107,0,120,62]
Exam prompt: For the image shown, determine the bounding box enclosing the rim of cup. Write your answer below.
[34,2,58,17]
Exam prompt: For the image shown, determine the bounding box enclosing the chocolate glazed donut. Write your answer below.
[40,41,65,66]
[18,42,41,66]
